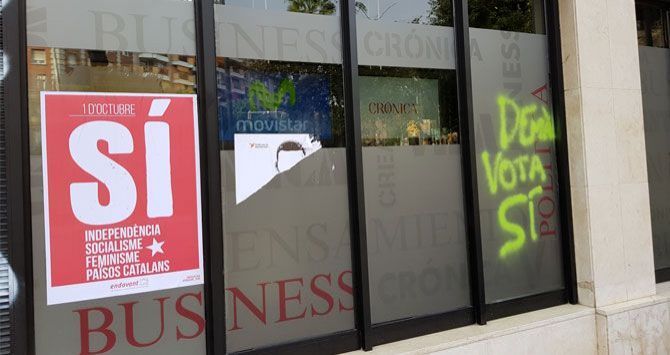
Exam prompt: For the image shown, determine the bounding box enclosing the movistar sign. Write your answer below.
[218,71,333,142]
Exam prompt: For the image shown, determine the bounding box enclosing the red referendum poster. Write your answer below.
[40,92,203,305]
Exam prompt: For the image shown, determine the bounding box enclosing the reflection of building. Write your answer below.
[216,58,249,117]
[216,58,273,103]
[216,58,291,140]
[28,47,197,92]
[138,52,197,87]
[26,47,197,152]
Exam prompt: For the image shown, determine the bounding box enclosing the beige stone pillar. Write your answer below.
[559,0,670,352]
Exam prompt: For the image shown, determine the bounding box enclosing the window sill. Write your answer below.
[345,304,594,354]
[657,280,670,295]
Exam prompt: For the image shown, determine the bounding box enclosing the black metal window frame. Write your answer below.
[2,0,576,354]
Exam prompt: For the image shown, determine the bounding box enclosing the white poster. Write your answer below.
[234,133,322,204]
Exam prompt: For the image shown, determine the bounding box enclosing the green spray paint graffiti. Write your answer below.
[498,96,555,150]
[481,96,556,259]
[481,152,547,195]
[248,78,297,111]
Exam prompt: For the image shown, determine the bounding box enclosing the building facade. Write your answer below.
[1,0,670,354]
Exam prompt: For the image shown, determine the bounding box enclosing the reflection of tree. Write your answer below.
[427,0,452,26]
[285,0,336,15]
[426,0,539,33]
[285,0,367,15]
[232,99,250,120]
[357,1,397,21]
[468,0,537,33]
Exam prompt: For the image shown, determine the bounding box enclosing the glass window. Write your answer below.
[638,2,670,277]
[469,0,565,303]
[35,74,47,90]
[31,48,47,64]
[26,0,206,354]
[469,0,545,34]
[636,3,668,48]
[19,0,571,352]
[212,1,355,352]
[355,0,471,324]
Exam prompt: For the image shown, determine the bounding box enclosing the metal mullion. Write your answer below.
[193,0,227,353]
[339,0,373,350]
[545,0,578,305]
[453,0,487,325]
[4,0,35,353]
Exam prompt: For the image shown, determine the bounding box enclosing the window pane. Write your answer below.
[26,0,206,354]
[212,1,355,352]
[469,1,565,303]
[356,0,471,324]
[31,49,46,64]
[639,18,670,271]
[468,0,545,34]
[636,4,667,48]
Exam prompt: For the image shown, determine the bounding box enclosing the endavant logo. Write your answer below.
[109,278,148,290]
[249,143,269,149]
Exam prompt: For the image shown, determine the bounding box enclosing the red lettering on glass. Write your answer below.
[227,283,269,330]
[176,293,206,340]
[119,297,168,348]
[276,278,307,323]
[75,292,205,353]
[310,274,334,316]
[338,270,353,311]
[74,307,116,355]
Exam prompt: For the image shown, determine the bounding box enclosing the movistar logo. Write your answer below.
[248,78,296,111]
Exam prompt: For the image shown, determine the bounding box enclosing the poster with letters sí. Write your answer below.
[40,92,203,305]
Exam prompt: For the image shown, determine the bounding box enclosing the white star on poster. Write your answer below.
[146,238,165,257]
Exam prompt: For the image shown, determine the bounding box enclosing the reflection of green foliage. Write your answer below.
[426,0,540,33]
[468,0,538,33]
[248,78,296,111]
[285,0,367,16]
[427,0,453,26]
[354,1,367,14]
[286,0,336,15]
